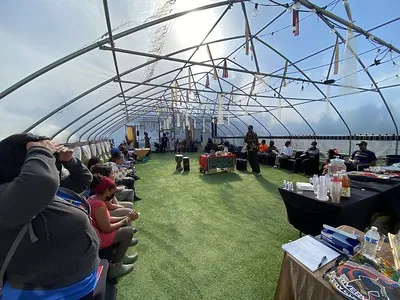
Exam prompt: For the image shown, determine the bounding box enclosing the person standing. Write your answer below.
[160,133,168,153]
[244,125,261,176]
[144,132,151,157]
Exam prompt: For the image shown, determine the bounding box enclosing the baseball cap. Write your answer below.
[356,141,367,146]
[110,148,120,155]
[311,141,317,146]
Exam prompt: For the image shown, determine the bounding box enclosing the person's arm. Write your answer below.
[308,148,319,157]
[94,206,129,233]
[105,201,124,211]
[110,215,127,223]
[288,147,294,157]
[60,155,93,193]
[0,146,60,227]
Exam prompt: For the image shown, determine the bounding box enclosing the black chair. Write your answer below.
[279,188,341,236]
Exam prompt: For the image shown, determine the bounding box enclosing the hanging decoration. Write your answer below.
[326,85,331,116]
[282,60,288,87]
[245,21,250,55]
[206,45,218,81]
[205,74,210,88]
[334,37,340,75]
[217,94,224,125]
[186,90,189,103]
[292,9,299,36]
[193,118,196,129]
[227,113,230,126]
[250,46,254,61]
[202,117,206,132]
[188,68,191,91]
[185,112,189,128]
[167,117,171,130]
[176,113,180,127]
[222,59,229,78]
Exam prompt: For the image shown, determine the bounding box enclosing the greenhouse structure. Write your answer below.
[1,0,400,299]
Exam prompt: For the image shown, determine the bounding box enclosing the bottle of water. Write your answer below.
[363,226,380,260]
[282,180,288,189]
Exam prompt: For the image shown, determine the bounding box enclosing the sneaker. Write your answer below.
[123,253,138,264]
[132,228,138,234]
[108,262,134,280]
[254,172,262,177]
[129,238,139,247]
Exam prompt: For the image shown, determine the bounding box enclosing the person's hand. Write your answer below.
[26,139,61,153]
[57,146,74,162]
[127,210,139,221]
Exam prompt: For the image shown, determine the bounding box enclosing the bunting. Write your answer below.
[222,59,229,78]
[334,37,340,75]
[292,10,299,36]
[282,61,288,87]
[205,74,210,88]
[206,45,218,80]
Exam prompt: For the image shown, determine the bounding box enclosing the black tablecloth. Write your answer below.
[278,177,400,235]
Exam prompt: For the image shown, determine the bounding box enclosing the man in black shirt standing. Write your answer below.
[244,125,261,176]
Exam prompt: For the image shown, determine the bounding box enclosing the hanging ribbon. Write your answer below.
[206,45,218,81]
[250,46,254,61]
[282,61,288,87]
[245,22,250,55]
[334,37,340,75]
[205,74,210,88]
[186,90,189,103]
[185,112,189,128]
[292,10,299,36]
[202,117,205,132]
[176,113,180,127]
[227,113,230,126]
[326,85,331,115]
[188,68,191,91]
[217,94,223,124]
[222,59,229,78]
[193,118,196,129]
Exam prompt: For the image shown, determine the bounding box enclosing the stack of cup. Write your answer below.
[317,176,329,201]
[331,174,342,203]
[312,174,319,195]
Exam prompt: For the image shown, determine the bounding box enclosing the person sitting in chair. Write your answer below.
[274,141,293,168]
[292,141,319,174]
[346,141,377,171]
[258,140,269,164]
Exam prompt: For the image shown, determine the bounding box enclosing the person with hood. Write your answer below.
[0,133,100,299]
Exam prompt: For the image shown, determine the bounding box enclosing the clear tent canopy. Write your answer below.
[1,0,400,154]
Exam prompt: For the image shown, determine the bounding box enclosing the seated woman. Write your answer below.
[0,134,101,299]
[90,163,134,217]
[322,149,340,174]
[88,174,139,279]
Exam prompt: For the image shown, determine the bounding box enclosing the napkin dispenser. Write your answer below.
[320,225,361,256]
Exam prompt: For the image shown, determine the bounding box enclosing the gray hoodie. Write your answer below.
[0,146,100,289]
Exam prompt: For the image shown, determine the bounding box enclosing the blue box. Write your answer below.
[321,225,361,256]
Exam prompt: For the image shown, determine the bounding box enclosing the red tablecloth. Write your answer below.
[199,154,236,172]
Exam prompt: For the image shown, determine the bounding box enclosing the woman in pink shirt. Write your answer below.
[88,174,139,280]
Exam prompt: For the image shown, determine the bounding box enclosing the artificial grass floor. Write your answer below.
[118,153,306,300]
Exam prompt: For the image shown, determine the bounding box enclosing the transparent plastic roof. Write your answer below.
[1,0,399,142]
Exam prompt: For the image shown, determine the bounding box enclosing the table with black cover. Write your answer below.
[279,176,400,235]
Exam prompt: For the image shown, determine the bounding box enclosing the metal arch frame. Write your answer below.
[317,15,399,154]
[97,109,228,141]
[1,0,239,101]
[0,0,397,143]
[82,8,294,140]
[42,8,292,139]
[255,38,353,137]
[84,107,151,142]
[102,0,129,120]
[61,57,229,142]
[43,36,249,137]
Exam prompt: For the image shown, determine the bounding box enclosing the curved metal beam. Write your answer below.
[1,0,237,101]
[318,15,399,153]
[255,37,352,138]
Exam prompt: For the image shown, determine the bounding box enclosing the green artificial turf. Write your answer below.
[118,153,306,300]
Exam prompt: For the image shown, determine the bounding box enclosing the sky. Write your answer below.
[0,0,399,144]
